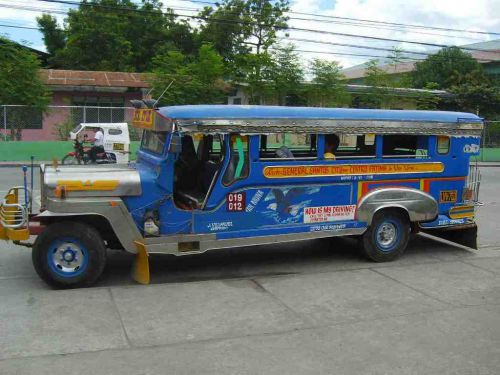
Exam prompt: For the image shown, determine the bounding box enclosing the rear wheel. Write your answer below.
[362,209,410,262]
[32,221,107,288]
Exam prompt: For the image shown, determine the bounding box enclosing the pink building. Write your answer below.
[9,69,151,141]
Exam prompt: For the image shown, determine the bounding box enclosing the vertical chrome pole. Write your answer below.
[30,156,34,214]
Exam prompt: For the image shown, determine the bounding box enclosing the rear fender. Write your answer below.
[357,187,438,225]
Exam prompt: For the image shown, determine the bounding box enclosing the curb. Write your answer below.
[0,162,46,168]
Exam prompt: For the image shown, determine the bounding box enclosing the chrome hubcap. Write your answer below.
[52,242,84,273]
[377,223,397,248]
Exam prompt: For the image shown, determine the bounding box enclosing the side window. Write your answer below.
[326,134,376,159]
[259,133,317,160]
[437,136,450,155]
[222,134,249,186]
[196,134,223,163]
[108,129,123,136]
[383,135,428,158]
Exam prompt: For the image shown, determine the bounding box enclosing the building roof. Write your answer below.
[342,39,500,80]
[40,69,151,91]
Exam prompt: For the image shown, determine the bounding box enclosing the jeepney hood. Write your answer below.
[41,164,142,200]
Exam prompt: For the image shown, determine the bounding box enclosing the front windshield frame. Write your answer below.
[141,130,167,155]
[71,124,83,134]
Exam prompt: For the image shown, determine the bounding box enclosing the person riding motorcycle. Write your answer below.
[88,127,105,163]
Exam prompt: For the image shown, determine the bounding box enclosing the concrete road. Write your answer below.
[0,166,499,374]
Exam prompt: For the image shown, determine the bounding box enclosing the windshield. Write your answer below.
[71,124,83,134]
[141,130,167,155]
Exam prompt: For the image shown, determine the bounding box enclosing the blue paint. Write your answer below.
[121,106,481,241]
[373,218,402,253]
[47,238,89,278]
[157,105,483,124]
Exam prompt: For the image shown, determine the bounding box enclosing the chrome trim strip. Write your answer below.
[176,119,483,137]
[146,227,366,255]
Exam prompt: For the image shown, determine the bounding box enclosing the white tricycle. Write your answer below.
[62,123,130,165]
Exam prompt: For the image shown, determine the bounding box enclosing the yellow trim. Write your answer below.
[449,205,475,219]
[56,180,120,191]
[0,224,7,240]
[419,179,425,191]
[357,181,364,201]
[132,109,155,129]
[263,162,444,179]
[5,228,30,241]
[132,241,150,285]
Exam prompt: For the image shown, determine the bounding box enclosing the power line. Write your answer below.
[2,0,498,63]
[138,2,484,41]
[30,0,500,54]
[170,0,500,36]
[0,23,39,30]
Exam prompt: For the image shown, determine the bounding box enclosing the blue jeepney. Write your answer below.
[0,105,483,287]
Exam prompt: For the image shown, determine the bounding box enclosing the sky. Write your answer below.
[0,0,499,69]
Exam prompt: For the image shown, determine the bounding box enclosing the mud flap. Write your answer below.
[132,241,150,285]
[421,223,478,249]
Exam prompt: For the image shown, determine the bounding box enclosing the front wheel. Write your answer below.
[362,210,410,262]
[32,222,107,288]
[62,154,80,165]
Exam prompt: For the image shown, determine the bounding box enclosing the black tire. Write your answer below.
[32,221,107,288]
[362,209,410,262]
[62,155,79,165]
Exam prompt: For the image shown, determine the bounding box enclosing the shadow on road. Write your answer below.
[98,235,472,287]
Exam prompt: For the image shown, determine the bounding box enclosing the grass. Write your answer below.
[0,141,141,162]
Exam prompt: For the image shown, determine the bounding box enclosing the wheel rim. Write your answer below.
[375,221,399,251]
[47,238,89,277]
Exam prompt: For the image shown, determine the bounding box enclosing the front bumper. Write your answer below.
[0,187,30,242]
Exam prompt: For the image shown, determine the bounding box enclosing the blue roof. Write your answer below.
[157,105,482,123]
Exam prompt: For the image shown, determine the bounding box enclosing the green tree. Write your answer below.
[197,0,250,64]
[54,0,136,71]
[308,59,350,107]
[0,38,50,139]
[358,59,390,108]
[36,14,65,63]
[268,45,303,105]
[151,44,227,105]
[37,0,197,72]
[412,47,486,89]
[416,82,441,110]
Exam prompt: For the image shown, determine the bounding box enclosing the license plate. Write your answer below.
[440,190,457,203]
[113,143,124,151]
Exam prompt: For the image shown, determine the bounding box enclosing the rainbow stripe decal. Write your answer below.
[449,205,475,219]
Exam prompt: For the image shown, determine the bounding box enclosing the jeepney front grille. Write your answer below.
[465,162,481,205]
[0,187,29,229]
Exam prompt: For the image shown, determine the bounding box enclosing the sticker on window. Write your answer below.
[304,205,356,223]
[226,192,246,212]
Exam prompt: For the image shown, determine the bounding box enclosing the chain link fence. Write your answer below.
[0,105,141,141]
[1,104,499,161]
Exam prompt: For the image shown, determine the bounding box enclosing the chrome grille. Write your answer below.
[0,187,30,229]
[465,162,482,206]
